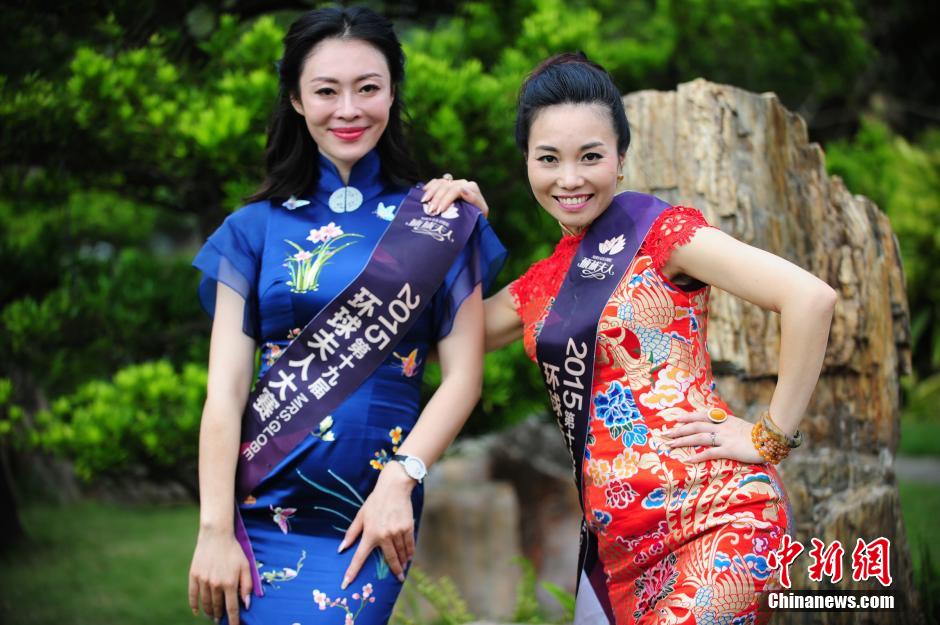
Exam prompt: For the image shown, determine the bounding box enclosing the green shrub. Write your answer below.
[32,360,206,492]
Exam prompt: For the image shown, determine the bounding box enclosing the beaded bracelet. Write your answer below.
[760,411,803,448]
[751,420,790,464]
[751,411,803,464]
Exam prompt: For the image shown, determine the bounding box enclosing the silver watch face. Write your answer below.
[402,456,427,480]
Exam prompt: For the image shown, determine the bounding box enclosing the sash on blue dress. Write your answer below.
[534,192,668,623]
[235,186,481,596]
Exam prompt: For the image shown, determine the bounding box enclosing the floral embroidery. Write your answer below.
[312,416,335,441]
[312,583,377,623]
[587,458,612,487]
[284,223,362,293]
[370,449,389,471]
[271,505,297,534]
[258,550,306,587]
[633,552,678,620]
[611,448,640,479]
[605,478,638,509]
[594,381,648,448]
[392,348,421,377]
[264,342,284,367]
[370,426,403,470]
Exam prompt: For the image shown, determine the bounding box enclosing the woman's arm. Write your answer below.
[664,227,837,463]
[484,285,524,352]
[188,283,256,624]
[340,285,485,588]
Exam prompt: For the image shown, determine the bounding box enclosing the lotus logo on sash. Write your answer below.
[599,235,626,255]
[406,203,459,242]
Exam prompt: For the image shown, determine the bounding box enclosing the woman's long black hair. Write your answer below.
[248,6,420,202]
[515,51,631,156]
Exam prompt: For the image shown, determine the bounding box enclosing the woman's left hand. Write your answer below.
[664,411,764,464]
[421,174,489,218]
[339,461,417,588]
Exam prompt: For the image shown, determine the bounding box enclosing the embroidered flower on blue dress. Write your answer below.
[594,380,648,447]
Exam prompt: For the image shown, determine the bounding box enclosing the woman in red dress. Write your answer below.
[480,53,837,624]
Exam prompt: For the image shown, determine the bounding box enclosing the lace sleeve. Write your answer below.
[640,205,715,271]
[507,234,583,321]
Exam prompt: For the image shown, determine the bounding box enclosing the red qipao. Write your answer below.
[510,206,792,624]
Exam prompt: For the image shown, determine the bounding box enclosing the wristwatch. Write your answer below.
[391,454,427,483]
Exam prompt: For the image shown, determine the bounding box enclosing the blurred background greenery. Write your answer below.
[1,0,938,622]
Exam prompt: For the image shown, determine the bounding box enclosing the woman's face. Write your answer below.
[291,37,394,180]
[526,103,622,233]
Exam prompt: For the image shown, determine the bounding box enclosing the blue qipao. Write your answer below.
[193,149,506,625]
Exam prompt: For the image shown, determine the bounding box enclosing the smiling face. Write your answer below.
[291,37,394,182]
[526,103,623,233]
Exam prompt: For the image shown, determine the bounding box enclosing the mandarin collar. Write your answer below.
[313,149,385,212]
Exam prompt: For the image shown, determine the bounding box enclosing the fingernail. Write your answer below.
[398,573,406,583]
[337,539,346,553]
[420,193,428,202]
[341,576,350,590]
[243,594,250,610]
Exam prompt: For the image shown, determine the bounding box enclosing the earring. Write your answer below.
[617,173,624,183]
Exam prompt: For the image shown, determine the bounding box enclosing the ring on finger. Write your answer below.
[442,173,453,180]
[707,408,728,424]
[710,431,718,447]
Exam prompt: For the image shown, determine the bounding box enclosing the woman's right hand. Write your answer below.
[188,528,253,624]
[421,175,489,218]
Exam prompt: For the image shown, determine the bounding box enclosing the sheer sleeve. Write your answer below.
[432,214,507,340]
[508,234,583,322]
[192,201,268,340]
[640,205,715,272]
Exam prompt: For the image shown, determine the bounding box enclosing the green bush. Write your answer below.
[32,360,206,491]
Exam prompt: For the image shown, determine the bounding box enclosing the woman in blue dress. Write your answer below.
[187,7,505,625]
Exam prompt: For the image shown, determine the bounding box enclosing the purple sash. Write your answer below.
[235,186,480,596]
[534,192,668,622]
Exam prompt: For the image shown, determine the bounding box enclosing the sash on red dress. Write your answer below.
[234,186,481,596]
[534,192,668,623]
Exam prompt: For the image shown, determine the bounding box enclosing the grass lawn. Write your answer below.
[0,501,203,625]
[899,417,940,456]
[898,482,940,599]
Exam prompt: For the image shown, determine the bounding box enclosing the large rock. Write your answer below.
[621,79,918,623]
